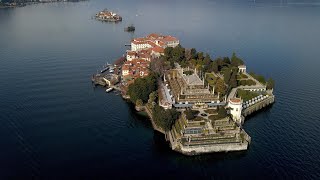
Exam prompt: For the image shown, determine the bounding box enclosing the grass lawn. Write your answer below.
[238,79,256,86]
[237,89,259,101]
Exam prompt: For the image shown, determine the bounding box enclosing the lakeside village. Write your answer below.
[92,33,275,155]
[0,0,85,8]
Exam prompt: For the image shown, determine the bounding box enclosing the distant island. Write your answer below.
[93,33,275,155]
[0,0,25,8]
[95,9,122,22]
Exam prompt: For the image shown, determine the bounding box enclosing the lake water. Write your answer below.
[1,0,320,179]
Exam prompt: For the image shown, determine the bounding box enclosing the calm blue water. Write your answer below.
[1,0,320,179]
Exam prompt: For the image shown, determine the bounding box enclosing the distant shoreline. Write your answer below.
[0,0,87,9]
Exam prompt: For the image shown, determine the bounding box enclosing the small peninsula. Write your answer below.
[93,33,275,155]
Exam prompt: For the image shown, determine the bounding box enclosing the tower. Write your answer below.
[228,98,243,124]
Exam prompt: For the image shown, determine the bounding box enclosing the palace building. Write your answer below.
[162,66,221,109]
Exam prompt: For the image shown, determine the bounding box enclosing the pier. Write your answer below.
[91,63,121,89]
[92,74,108,86]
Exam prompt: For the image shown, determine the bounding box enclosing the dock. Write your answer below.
[92,63,121,88]
[92,74,107,86]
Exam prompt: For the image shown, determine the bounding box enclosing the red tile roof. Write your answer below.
[131,41,150,45]
[230,98,241,103]
[134,37,146,42]
[152,46,164,53]
[162,36,178,42]
[127,51,136,56]
[147,33,161,39]
[147,41,157,47]
[158,41,165,46]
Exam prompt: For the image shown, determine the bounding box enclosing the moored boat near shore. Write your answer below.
[106,87,113,93]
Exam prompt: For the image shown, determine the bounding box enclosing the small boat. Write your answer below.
[124,24,135,32]
[106,87,113,93]
[109,69,114,73]
[100,67,109,73]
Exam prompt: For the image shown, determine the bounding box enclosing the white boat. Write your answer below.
[106,87,113,93]
[100,67,109,73]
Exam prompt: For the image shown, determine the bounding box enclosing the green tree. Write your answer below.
[206,61,217,73]
[250,72,266,84]
[189,59,197,68]
[136,99,143,106]
[231,52,244,67]
[266,78,275,90]
[150,57,168,76]
[185,109,199,120]
[197,52,204,61]
[204,53,211,65]
[229,72,238,88]
[191,48,197,59]
[164,47,173,59]
[152,105,180,131]
[217,106,227,119]
[128,74,157,103]
[171,45,185,63]
[223,57,231,65]
[215,78,226,96]
[223,68,232,83]
[148,91,157,106]
[211,61,219,73]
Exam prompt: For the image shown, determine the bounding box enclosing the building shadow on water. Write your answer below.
[244,103,274,123]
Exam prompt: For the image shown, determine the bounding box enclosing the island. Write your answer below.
[93,33,275,155]
[95,9,122,22]
[0,0,25,8]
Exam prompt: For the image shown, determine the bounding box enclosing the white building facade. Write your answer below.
[228,98,243,124]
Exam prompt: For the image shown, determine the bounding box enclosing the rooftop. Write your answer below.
[152,46,164,53]
[162,36,178,42]
[182,74,203,86]
[127,51,136,56]
[230,98,242,104]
